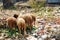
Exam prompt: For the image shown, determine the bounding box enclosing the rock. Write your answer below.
[0,36,4,40]
[5,38,12,40]
[55,34,60,40]
[51,38,55,40]
[26,36,37,40]
[38,38,42,40]
[33,33,38,38]
[41,34,47,39]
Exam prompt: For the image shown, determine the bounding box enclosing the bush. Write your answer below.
[3,5,17,10]
[28,0,45,12]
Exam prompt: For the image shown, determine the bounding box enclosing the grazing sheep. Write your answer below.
[23,14,36,32]
[6,17,17,28]
[17,18,26,35]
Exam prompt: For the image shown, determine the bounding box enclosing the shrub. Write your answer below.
[28,0,45,12]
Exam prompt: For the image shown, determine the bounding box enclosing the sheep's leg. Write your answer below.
[13,24,17,35]
[18,25,21,34]
[29,24,32,34]
[34,21,36,25]
[24,26,26,35]
[18,26,23,38]
[32,21,35,26]
[24,26,29,38]
[8,22,12,32]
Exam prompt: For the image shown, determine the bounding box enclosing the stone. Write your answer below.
[41,34,47,39]
[26,36,37,40]
[0,36,4,40]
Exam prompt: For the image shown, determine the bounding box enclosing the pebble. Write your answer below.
[41,34,47,39]
[26,36,37,40]
[5,38,12,40]
[38,38,42,40]
[51,38,56,40]
[0,36,4,40]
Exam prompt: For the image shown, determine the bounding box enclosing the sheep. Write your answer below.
[17,18,26,35]
[6,17,17,29]
[23,13,36,32]
[13,14,26,35]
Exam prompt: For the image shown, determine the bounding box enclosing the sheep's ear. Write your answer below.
[13,14,18,18]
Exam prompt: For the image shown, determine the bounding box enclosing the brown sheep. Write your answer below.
[13,14,27,35]
[17,17,26,35]
[6,17,17,28]
[23,14,36,32]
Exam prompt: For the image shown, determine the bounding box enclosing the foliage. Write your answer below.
[47,7,53,12]
[26,25,36,31]
[28,0,45,12]
[0,25,36,37]
[32,26,36,31]
[6,28,18,37]
[37,7,54,19]
[3,5,17,10]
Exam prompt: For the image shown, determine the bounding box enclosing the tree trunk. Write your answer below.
[3,0,14,8]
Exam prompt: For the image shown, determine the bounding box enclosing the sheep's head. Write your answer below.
[13,14,18,18]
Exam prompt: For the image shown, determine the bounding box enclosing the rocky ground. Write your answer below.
[0,2,60,40]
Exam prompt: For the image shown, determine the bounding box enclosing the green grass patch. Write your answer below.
[0,25,36,37]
